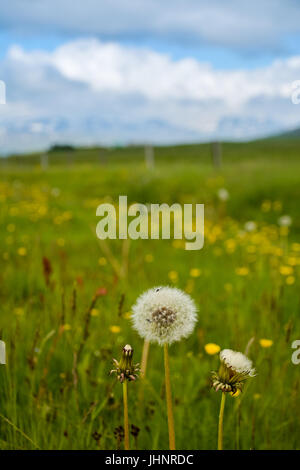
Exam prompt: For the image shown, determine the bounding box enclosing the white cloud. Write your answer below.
[1,0,300,53]
[8,39,300,104]
[1,38,300,153]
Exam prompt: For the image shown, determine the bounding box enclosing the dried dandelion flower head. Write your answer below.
[131,286,197,345]
[110,344,140,383]
[212,348,256,394]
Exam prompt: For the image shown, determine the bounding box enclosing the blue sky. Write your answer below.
[0,0,300,153]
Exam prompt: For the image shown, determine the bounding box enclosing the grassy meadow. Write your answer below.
[0,139,300,450]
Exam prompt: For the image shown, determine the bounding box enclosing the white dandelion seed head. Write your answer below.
[244,221,257,232]
[220,349,256,376]
[131,286,197,345]
[278,215,292,227]
[217,188,229,201]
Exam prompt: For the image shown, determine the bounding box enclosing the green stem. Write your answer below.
[236,398,241,450]
[164,343,176,450]
[138,340,150,410]
[140,340,150,379]
[218,392,226,450]
[123,380,130,450]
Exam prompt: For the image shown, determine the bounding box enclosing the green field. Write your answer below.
[0,140,300,450]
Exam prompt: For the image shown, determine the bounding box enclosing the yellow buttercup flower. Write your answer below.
[56,238,65,247]
[279,266,293,276]
[172,240,184,249]
[286,276,295,285]
[168,270,178,283]
[204,343,221,355]
[145,254,154,263]
[62,324,71,331]
[190,268,201,278]
[91,308,99,317]
[98,257,107,266]
[235,267,249,276]
[261,200,271,212]
[17,247,27,256]
[225,239,236,254]
[259,339,273,348]
[110,325,121,334]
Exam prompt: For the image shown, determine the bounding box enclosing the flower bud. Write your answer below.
[110,344,140,383]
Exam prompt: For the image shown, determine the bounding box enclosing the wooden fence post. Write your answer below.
[211,141,222,168]
[145,144,155,169]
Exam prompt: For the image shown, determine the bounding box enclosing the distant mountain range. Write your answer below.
[273,127,300,139]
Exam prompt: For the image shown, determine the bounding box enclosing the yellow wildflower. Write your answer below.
[261,200,271,212]
[225,239,236,253]
[235,267,249,276]
[172,240,184,249]
[279,266,293,276]
[259,339,273,348]
[110,325,121,334]
[168,270,178,282]
[190,268,201,278]
[286,276,295,285]
[204,343,221,355]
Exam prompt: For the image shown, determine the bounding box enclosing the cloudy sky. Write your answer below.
[0,0,300,153]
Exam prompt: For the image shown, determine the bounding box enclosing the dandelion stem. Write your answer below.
[140,340,150,378]
[218,392,226,450]
[123,380,130,450]
[164,343,176,450]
